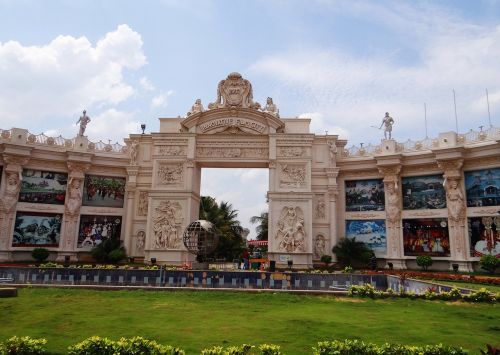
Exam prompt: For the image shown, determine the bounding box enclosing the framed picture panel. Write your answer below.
[18,169,67,205]
[82,175,126,208]
[77,215,122,249]
[345,179,385,212]
[402,175,446,210]
[465,168,500,207]
[345,220,387,255]
[403,218,450,257]
[12,212,62,247]
[468,217,500,258]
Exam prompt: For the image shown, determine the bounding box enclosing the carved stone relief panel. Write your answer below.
[156,162,184,186]
[137,191,149,217]
[196,147,268,159]
[275,206,307,253]
[157,145,187,156]
[152,200,183,250]
[277,146,308,158]
[279,163,307,188]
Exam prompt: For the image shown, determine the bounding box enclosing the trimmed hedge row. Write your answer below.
[0,336,475,355]
[348,284,498,303]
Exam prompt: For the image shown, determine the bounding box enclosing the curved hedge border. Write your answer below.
[0,336,486,355]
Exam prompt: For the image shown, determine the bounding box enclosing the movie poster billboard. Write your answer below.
[345,220,386,255]
[77,215,122,249]
[12,212,62,247]
[468,217,500,258]
[18,169,67,205]
[82,175,126,208]
[465,168,500,207]
[402,175,446,210]
[345,179,385,212]
[403,218,450,257]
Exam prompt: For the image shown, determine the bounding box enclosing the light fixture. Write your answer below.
[141,124,146,134]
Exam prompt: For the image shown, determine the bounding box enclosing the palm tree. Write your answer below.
[250,212,268,240]
[199,196,245,260]
[332,237,372,268]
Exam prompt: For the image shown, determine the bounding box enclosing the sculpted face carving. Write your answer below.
[275,206,306,253]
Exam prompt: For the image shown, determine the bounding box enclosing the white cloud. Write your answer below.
[85,109,141,143]
[250,3,500,143]
[0,24,146,129]
[140,77,155,91]
[151,90,174,108]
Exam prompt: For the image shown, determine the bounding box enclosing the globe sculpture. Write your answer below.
[182,220,219,263]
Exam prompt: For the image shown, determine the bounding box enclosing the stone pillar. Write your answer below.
[124,166,140,257]
[0,155,29,262]
[378,164,406,269]
[437,159,472,272]
[57,161,90,262]
[326,168,340,261]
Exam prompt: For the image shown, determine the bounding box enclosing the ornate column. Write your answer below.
[377,164,405,269]
[57,161,90,261]
[326,168,340,261]
[437,159,472,272]
[0,155,30,261]
[124,165,140,257]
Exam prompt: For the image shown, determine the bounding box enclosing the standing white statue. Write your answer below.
[76,110,91,137]
[379,112,394,139]
[187,99,204,116]
[262,97,279,117]
[129,140,139,165]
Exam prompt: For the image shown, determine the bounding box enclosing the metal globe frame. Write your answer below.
[182,220,219,262]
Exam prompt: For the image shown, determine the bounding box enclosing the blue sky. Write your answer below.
[1,0,500,238]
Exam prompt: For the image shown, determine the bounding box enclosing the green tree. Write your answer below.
[199,196,245,261]
[250,212,268,241]
[332,237,372,268]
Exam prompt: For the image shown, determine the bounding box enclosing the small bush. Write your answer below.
[320,255,332,264]
[479,255,499,274]
[259,344,281,355]
[108,248,127,263]
[0,336,47,355]
[416,255,433,271]
[342,266,353,273]
[117,336,185,354]
[463,288,496,303]
[312,339,468,354]
[68,336,117,355]
[31,248,50,263]
[348,284,381,298]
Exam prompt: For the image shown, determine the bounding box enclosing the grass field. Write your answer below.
[0,288,499,354]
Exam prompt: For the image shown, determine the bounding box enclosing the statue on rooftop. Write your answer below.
[76,110,91,137]
[380,112,394,140]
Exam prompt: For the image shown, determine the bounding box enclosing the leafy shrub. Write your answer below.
[416,255,433,271]
[259,344,281,355]
[342,266,353,273]
[117,336,185,354]
[39,262,62,268]
[201,345,253,355]
[108,248,127,263]
[312,339,468,354]
[348,284,381,298]
[320,255,332,264]
[479,255,499,274]
[0,336,47,355]
[68,336,117,355]
[332,238,372,267]
[31,248,50,263]
[463,288,496,303]
[481,344,499,354]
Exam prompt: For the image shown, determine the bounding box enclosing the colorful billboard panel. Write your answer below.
[345,179,385,212]
[345,220,386,255]
[465,168,500,207]
[403,218,450,257]
[402,175,446,210]
[12,212,62,247]
[468,217,500,258]
[77,215,122,249]
[82,175,126,208]
[18,169,67,205]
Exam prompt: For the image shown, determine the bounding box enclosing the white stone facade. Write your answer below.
[0,73,499,271]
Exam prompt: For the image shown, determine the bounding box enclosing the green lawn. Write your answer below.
[1,288,498,354]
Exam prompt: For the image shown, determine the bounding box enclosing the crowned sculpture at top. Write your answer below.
[201,72,279,117]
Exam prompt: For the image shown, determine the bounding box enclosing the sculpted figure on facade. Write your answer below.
[66,178,83,216]
[76,110,91,137]
[157,163,183,185]
[262,97,279,117]
[275,206,306,252]
[152,200,182,249]
[187,99,204,116]
[208,72,260,109]
[0,171,22,213]
[137,191,149,216]
[327,141,337,164]
[446,179,464,222]
[129,140,139,165]
[315,198,325,219]
[385,181,401,223]
[380,112,394,139]
[136,230,145,252]
[314,235,327,259]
